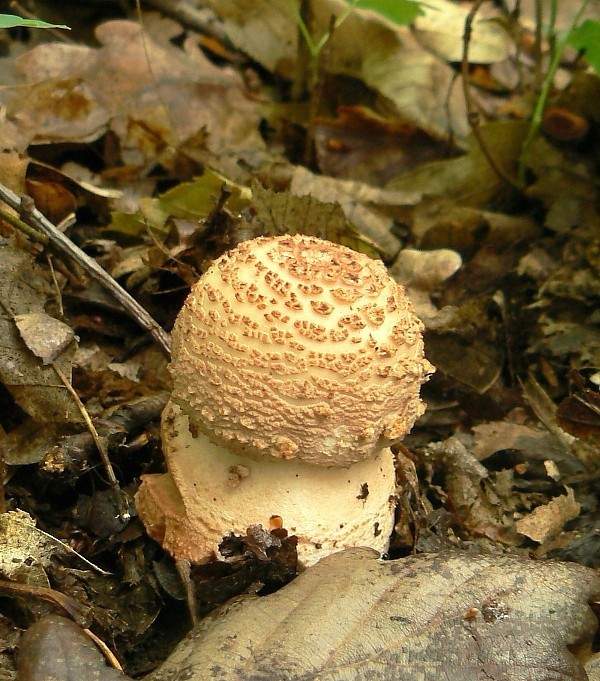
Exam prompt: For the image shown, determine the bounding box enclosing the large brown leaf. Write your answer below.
[149,548,600,681]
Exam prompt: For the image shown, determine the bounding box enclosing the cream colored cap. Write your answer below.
[170,234,433,466]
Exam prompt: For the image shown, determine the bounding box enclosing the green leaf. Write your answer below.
[107,169,252,239]
[353,0,425,25]
[568,19,600,73]
[0,13,70,30]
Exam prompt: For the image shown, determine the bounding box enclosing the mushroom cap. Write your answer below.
[136,402,397,566]
[170,234,432,467]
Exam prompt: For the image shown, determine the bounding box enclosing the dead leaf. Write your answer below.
[413,0,510,63]
[312,105,452,183]
[148,548,600,681]
[391,248,462,291]
[0,511,55,580]
[0,240,80,423]
[18,615,130,681]
[14,313,75,365]
[8,20,264,164]
[426,332,502,394]
[108,168,251,239]
[289,166,409,258]
[516,487,581,544]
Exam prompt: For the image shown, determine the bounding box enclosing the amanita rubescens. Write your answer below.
[136,234,433,566]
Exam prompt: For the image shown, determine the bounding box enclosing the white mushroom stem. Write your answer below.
[137,402,397,567]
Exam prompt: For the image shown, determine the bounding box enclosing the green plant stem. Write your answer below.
[518,0,592,183]
[0,205,49,245]
[288,0,358,89]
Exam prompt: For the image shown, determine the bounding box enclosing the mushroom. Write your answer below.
[136,235,433,566]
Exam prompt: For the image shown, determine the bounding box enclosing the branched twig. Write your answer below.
[461,0,522,192]
[0,183,171,356]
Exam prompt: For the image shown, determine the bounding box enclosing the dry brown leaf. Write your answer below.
[7,20,264,163]
[516,487,582,544]
[289,166,411,258]
[413,0,510,63]
[0,240,80,423]
[250,184,379,257]
[14,312,75,365]
[148,548,600,681]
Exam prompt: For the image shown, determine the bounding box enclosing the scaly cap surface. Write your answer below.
[170,234,432,466]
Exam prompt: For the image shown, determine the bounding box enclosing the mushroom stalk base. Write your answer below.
[136,402,397,567]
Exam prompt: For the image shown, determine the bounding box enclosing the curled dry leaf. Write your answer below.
[18,615,131,681]
[148,548,600,681]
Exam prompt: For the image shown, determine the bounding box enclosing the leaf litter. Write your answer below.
[0,0,599,679]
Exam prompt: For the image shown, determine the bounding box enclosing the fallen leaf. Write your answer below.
[109,168,251,238]
[0,240,80,423]
[251,184,379,257]
[0,511,56,580]
[425,332,502,394]
[14,312,75,365]
[8,20,264,163]
[387,120,528,211]
[18,615,130,681]
[148,548,600,681]
[289,166,410,258]
[413,0,510,63]
[516,487,582,544]
[391,248,462,291]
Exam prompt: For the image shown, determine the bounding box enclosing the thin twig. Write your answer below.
[460,0,522,192]
[52,363,129,523]
[32,524,112,576]
[84,628,124,670]
[176,559,198,627]
[144,0,230,46]
[46,254,65,318]
[0,183,171,356]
